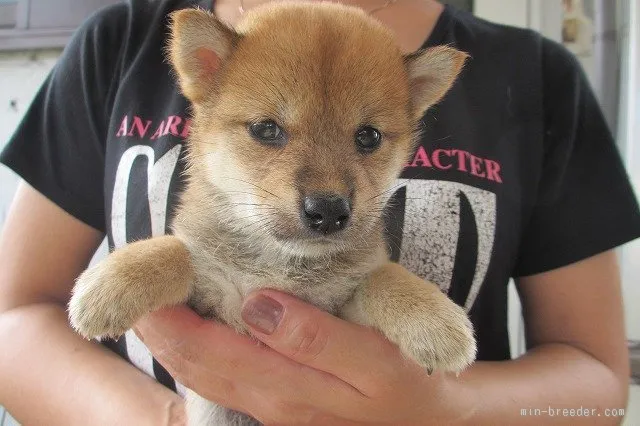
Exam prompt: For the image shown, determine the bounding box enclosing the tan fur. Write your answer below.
[69,3,474,425]
[69,236,193,338]
[341,263,476,373]
[405,46,470,120]
[167,9,239,102]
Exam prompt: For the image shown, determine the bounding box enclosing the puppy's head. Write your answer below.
[168,2,466,256]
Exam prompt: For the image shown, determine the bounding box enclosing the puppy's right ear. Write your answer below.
[168,9,239,103]
[404,46,468,120]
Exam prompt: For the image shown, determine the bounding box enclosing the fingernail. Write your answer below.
[242,295,283,335]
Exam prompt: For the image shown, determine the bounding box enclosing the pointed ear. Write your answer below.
[404,46,468,118]
[167,8,240,103]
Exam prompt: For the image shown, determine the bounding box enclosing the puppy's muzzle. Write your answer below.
[302,194,351,235]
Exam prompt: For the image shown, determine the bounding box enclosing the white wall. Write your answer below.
[618,0,640,343]
[474,0,529,27]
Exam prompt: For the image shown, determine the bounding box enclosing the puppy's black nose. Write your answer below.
[302,194,351,235]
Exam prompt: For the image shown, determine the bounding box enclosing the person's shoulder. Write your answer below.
[449,7,586,72]
[539,36,585,79]
[79,0,202,37]
[63,0,203,69]
[448,7,540,44]
[446,7,543,60]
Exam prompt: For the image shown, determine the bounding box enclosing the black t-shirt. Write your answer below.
[2,0,640,393]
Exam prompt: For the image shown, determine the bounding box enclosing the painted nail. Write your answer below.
[241,295,283,335]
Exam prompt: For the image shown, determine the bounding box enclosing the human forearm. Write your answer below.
[0,303,185,426]
[455,343,628,425]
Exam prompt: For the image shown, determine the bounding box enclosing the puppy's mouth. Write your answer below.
[267,213,355,255]
[273,233,344,245]
[271,231,351,257]
[234,194,374,256]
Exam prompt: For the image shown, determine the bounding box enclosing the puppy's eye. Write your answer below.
[249,120,285,145]
[355,126,382,153]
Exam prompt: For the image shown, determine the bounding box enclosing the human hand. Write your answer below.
[135,290,475,425]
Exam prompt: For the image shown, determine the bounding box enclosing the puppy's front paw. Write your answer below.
[68,260,141,339]
[389,297,476,374]
[68,236,194,340]
[342,263,476,374]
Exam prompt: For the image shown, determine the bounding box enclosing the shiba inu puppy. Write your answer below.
[69,2,476,424]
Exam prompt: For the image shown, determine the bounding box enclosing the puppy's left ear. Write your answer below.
[404,46,468,119]
[167,8,240,103]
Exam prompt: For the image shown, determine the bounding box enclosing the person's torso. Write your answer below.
[100,0,546,391]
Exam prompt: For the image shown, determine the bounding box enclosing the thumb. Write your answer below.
[241,289,399,391]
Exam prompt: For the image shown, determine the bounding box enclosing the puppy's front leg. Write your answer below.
[341,263,476,374]
[69,235,194,339]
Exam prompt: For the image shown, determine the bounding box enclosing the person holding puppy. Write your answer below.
[0,0,639,425]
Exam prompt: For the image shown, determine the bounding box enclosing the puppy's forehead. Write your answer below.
[225,3,410,123]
